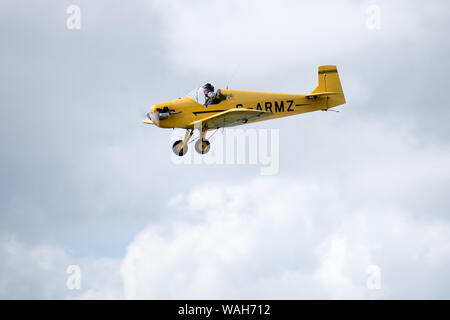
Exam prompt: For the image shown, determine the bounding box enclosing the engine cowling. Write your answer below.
[148,107,171,126]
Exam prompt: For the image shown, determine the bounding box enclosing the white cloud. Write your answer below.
[71,258,123,300]
[0,236,70,299]
[121,175,450,299]
[147,0,445,80]
[0,235,123,299]
[149,0,363,76]
[118,108,450,299]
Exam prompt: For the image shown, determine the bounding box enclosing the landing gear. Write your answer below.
[171,128,212,156]
[172,140,188,156]
[172,129,193,156]
[195,139,211,154]
[194,128,211,154]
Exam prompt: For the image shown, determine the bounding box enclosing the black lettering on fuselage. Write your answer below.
[274,101,284,112]
[287,100,294,112]
[254,100,296,112]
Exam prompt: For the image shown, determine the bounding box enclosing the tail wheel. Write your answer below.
[172,140,188,156]
[195,139,211,154]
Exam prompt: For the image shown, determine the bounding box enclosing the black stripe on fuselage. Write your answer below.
[192,110,226,115]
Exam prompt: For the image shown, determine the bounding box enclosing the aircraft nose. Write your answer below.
[148,104,172,126]
[145,104,158,126]
[148,111,159,126]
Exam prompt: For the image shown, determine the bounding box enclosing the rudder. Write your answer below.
[311,65,346,107]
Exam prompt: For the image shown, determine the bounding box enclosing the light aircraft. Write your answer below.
[143,65,345,156]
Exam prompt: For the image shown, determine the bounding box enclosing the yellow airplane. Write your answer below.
[143,65,345,156]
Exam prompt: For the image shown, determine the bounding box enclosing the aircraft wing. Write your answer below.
[191,108,273,129]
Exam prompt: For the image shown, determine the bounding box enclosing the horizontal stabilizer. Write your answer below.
[305,92,338,99]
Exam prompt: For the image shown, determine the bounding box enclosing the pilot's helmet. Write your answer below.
[202,83,214,92]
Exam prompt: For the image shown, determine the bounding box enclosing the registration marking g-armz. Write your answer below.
[236,100,308,112]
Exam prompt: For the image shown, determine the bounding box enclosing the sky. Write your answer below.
[1,0,450,299]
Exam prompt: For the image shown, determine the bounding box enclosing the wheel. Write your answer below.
[172,140,188,156]
[195,139,211,154]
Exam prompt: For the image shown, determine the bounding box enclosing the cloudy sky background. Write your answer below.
[1,0,450,299]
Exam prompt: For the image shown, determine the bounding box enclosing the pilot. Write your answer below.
[203,83,226,106]
[203,83,216,105]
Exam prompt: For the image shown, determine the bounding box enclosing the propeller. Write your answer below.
[147,107,180,126]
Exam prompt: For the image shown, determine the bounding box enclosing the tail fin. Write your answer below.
[310,65,346,108]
